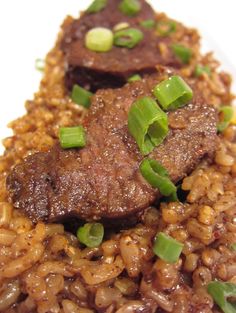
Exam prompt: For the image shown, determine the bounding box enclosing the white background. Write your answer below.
[0,0,235,153]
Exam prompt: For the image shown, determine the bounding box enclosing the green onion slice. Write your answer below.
[156,21,176,36]
[85,27,113,52]
[153,232,183,263]
[171,44,192,64]
[114,28,143,49]
[71,84,93,108]
[140,158,177,197]
[217,106,234,132]
[207,281,236,313]
[128,74,142,82]
[77,223,104,248]
[86,0,107,13]
[163,190,179,202]
[35,58,45,72]
[113,22,130,32]
[153,75,193,111]
[119,0,141,16]
[140,19,155,28]
[231,243,236,251]
[59,126,86,149]
[128,97,168,155]
[194,64,211,77]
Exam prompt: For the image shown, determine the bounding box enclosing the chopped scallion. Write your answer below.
[153,75,193,111]
[128,97,168,155]
[113,22,130,32]
[128,74,142,82]
[217,106,234,132]
[71,84,93,108]
[35,58,45,72]
[77,223,104,248]
[140,19,155,28]
[114,28,143,49]
[207,281,236,313]
[140,158,177,197]
[164,191,178,202]
[85,27,113,52]
[230,110,236,125]
[153,232,183,263]
[194,64,211,77]
[59,126,86,149]
[230,243,236,251]
[156,21,176,36]
[119,0,141,16]
[86,0,107,13]
[171,44,192,64]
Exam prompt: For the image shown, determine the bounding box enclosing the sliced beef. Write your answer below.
[61,0,181,92]
[7,69,218,223]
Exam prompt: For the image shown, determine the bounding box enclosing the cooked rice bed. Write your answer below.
[0,14,235,313]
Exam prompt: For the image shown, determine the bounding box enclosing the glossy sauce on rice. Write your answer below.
[0,12,235,313]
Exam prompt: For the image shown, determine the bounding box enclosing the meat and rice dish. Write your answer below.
[7,71,217,223]
[61,0,182,91]
[0,1,235,312]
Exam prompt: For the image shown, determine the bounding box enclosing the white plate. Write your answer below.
[0,0,235,154]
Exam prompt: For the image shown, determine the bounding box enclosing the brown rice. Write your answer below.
[0,12,235,313]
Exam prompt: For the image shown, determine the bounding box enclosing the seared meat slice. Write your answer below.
[61,0,181,92]
[7,70,218,223]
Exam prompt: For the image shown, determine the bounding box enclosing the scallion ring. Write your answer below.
[113,22,130,32]
[140,19,155,29]
[207,281,236,313]
[71,84,93,108]
[59,126,86,149]
[114,28,143,49]
[85,27,113,52]
[128,74,142,82]
[77,223,104,248]
[86,0,107,13]
[153,232,183,263]
[164,190,179,202]
[153,75,193,111]
[140,158,177,197]
[35,58,45,72]
[217,106,234,132]
[230,243,236,251]
[119,0,141,16]
[194,64,211,77]
[156,20,176,36]
[128,97,168,155]
[171,44,192,64]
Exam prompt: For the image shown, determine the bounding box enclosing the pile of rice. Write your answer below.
[0,13,235,313]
